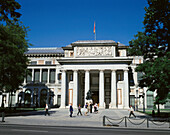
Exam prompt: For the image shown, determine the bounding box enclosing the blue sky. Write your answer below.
[17,0,148,48]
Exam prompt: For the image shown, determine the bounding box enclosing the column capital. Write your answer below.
[84,69,90,72]
[123,69,129,72]
[61,69,67,72]
[111,69,117,72]
[73,69,78,72]
[99,69,105,72]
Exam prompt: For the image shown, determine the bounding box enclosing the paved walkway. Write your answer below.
[1,108,169,129]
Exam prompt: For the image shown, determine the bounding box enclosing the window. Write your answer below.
[45,61,52,65]
[117,71,123,81]
[26,69,32,83]
[58,73,61,80]
[34,69,40,82]
[50,69,56,83]
[30,61,37,65]
[69,74,73,81]
[70,52,74,57]
[42,69,48,83]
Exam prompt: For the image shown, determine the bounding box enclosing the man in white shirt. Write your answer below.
[129,105,136,118]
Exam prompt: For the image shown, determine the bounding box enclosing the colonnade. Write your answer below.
[24,68,59,84]
[60,69,129,109]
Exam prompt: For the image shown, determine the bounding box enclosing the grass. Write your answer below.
[138,109,170,118]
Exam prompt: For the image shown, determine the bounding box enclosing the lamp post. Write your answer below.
[143,92,145,113]
[136,90,138,111]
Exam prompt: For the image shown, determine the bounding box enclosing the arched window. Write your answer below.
[40,89,47,107]
[25,89,31,105]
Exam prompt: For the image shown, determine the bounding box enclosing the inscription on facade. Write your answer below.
[76,47,112,56]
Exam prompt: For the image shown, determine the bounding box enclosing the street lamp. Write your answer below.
[136,90,138,111]
[143,92,145,113]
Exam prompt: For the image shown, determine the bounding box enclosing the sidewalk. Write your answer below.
[1,108,169,129]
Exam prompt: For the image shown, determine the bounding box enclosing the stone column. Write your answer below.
[85,70,90,104]
[61,70,66,108]
[40,68,42,82]
[32,69,34,82]
[47,68,50,84]
[111,69,117,108]
[55,68,58,84]
[124,69,129,109]
[99,70,104,108]
[73,70,78,108]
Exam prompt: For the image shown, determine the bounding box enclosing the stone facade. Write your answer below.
[1,40,168,109]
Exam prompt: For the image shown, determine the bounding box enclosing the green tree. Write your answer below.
[128,0,170,114]
[0,0,30,108]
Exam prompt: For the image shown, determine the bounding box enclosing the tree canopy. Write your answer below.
[0,0,30,101]
[128,0,170,104]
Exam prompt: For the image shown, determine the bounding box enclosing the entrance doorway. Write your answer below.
[92,91,99,104]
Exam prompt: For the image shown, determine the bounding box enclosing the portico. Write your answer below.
[59,68,130,109]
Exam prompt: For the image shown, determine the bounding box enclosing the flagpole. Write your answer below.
[93,21,96,40]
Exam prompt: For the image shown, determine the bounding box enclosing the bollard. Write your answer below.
[125,116,127,127]
[103,116,106,126]
[147,117,149,128]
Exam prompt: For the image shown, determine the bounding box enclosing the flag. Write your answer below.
[93,21,95,34]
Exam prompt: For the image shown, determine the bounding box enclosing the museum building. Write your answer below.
[1,40,169,109]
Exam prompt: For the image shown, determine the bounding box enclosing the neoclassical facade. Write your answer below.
[1,40,169,109]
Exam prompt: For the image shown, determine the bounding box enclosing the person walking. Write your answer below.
[69,104,73,117]
[45,104,50,116]
[129,105,136,118]
[77,104,82,116]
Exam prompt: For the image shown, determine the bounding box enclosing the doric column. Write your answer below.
[99,70,104,108]
[111,69,117,108]
[39,68,42,82]
[73,70,78,108]
[47,68,50,84]
[124,69,129,109]
[32,69,34,82]
[60,70,66,108]
[85,70,90,104]
[55,68,58,84]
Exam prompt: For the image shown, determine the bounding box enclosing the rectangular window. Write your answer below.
[30,61,37,65]
[70,74,73,81]
[58,73,61,80]
[70,52,74,57]
[50,69,56,83]
[117,71,123,81]
[34,69,40,82]
[45,61,52,65]
[42,69,48,83]
[26,69,32,83]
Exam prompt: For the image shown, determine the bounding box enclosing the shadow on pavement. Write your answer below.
[5,110,57,117]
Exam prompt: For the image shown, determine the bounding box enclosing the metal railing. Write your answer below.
[103,116,170,128]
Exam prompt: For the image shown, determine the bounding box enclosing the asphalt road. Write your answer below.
[0,124,170,135]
